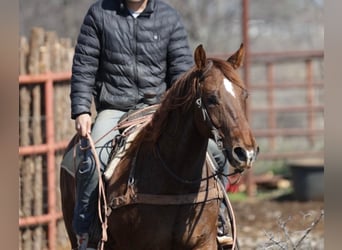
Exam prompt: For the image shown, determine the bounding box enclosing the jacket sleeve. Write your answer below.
[70,5,101,119]
[165,12,194,88]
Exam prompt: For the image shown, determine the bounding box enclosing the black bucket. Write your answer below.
[287,158,324,201]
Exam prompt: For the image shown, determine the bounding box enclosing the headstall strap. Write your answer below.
[195,98,202,109]
[195,60,224,150]
[197,98,223,150]
[200,60,213,81]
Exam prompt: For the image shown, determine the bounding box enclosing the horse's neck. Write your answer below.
[158,111,208,172]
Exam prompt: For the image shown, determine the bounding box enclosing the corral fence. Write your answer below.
[19,27,323,250]
[19,27,75,250]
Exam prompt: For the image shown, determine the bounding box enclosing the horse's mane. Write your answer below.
[125,57,242,157]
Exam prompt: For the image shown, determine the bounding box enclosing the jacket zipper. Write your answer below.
[133,18,139,89]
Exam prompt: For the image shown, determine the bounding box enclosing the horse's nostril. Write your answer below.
[233,147,247,161]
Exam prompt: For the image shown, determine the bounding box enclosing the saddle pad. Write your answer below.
[103,124,143,181]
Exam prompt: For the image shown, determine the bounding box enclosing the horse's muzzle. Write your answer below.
[231,145,259,169]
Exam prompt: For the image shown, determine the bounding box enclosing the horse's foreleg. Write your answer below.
[60,168,78,249]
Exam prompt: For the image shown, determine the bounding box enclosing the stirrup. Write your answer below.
[217,235,233,246]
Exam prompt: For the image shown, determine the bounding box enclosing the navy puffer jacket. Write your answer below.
[70,0,194,119]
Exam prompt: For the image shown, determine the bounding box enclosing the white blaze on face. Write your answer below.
[246,149,256,165]
[223,78,236,98]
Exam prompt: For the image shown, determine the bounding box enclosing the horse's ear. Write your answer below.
[227,43,245,69]
[194,44,207,70]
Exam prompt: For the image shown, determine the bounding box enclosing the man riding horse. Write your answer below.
[61,0,233,249]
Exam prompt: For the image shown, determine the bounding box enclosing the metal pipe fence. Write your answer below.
[250,51,324,160]
[19,72,71,250]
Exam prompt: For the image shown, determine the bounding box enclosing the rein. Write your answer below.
[155,142,218,184]
[107,146,224,212]
[73,107,157,249]
[206,154,238,250]
[155,142,243,185]
[87,134,108,250]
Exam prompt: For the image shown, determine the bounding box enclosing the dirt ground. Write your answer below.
[231,196,324,250]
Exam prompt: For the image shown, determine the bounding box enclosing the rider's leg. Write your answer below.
[207,139,232,246]
[72,109,125,249]
[207,139,229,187]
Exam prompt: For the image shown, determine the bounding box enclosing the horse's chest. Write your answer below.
[110,201,219,248]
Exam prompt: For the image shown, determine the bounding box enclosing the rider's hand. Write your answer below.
[75,113,92,137]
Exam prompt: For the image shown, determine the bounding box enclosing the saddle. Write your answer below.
[103,105,158,181]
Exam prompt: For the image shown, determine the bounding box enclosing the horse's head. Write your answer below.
[193,44,259,170]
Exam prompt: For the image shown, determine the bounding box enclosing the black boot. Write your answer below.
[73,138,99,243]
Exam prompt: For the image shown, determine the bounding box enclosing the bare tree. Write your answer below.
[20,0,323,56]
[261,210,324,250]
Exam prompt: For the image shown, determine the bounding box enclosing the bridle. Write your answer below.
[154,60,245,185]
[195,60,249,179]
[195,59,249,147]
[195,59,250,151]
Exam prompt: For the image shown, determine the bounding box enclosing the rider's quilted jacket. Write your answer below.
[70,0,194,119]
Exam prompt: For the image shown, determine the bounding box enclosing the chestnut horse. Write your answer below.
[60,44,258,250]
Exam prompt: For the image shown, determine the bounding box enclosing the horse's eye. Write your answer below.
[207,95,219,106]
[242,90,249,99]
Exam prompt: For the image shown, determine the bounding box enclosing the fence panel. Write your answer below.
[19,72,73,250]
[249,51,324,160]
